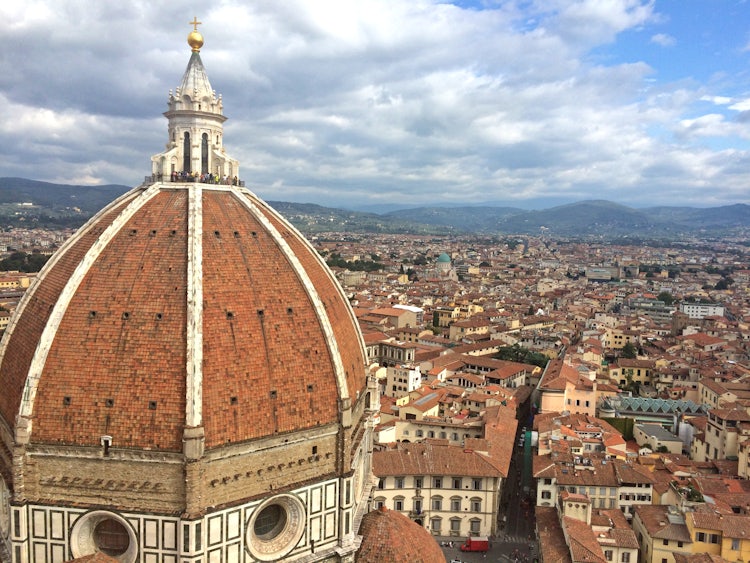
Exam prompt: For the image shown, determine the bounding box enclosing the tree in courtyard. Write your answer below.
[657,291,675,306]
[621,341,637,359]
[715,277,733,290]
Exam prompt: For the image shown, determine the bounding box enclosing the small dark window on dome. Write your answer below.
[105,398,115,408]
[122,312,130,320]
[233,231,240,238]
[89,311,97,319]
[62,396,71,406]
[148,401,157,410]
[287,307,294,314]
[170,229,177,236]
[270,390,277,399]
[214,230,221,238]
[129,229,137,236]
[230,396,238,405]
[155,313,163,320]
[149,229,157,237]
[307,384,314,392]
[226,311,234,319]
[251,231,257,237]
[257,309,264,317]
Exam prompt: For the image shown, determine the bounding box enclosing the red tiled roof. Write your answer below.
[356,506,445,563]
[373,441,502,478]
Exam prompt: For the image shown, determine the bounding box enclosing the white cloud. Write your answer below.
[701,95,733,106]
[0,0,748,207]
[729,98,750,112]
[650,33,675,47]
[548,0,656,46]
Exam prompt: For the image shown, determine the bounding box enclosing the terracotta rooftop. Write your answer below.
[356,506,446,563]
[633,505,692,542]
[373,441,503,478]
[563,516,607,563]
[536,506,572,563]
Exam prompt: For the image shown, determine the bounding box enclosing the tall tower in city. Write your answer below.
[0,20,379,563]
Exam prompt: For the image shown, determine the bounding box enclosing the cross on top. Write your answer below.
[189,16,202,31]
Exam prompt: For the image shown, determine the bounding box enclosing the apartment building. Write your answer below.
[685,506,750,562]
[602,328,639,350]
[536,358,606,416]
[678,303,725,320]
[433,304,484,328]
[695,407,750,462]
[363,334,418,366]
[634,504,750,563]
[384,364,422,399]
[373,441,503,538]
[449,316,490,341]
[562,494,639,563]
[634,424,684,455]
[698,379,750,409]
[633,504,693,563]
[608,359,657,388]
[534,455,654,520]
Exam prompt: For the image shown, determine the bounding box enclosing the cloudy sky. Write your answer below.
[2,1,750,209]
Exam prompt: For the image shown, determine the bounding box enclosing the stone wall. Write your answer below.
[11,476,349,562]
[22,448,185,513]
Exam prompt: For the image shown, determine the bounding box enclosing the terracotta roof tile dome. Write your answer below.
[0,185,368,451]
[356,507,446,563]
[0,25,379,562]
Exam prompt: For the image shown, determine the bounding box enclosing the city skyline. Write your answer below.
[2,0,750,209]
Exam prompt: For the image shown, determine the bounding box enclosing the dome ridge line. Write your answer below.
[185,183,204,433]
[16,184,163,442]
[0,188,144,372]
[240,189,370,365]
[229,187,351,403]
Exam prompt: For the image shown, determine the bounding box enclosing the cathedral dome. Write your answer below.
[0,22,378,563]
[0,183,368,451]
[356,507,446,563]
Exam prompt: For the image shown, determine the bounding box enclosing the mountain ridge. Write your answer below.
[0,177,748,237]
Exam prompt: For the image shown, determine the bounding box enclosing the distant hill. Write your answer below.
[497,200,657,235]
[0,178,130,213]
[642,204,750,230]
[384,205,524,232]
[385,200,750,237]
[0,178,130,227]
[266,201,446,234]
[0,178,748,238]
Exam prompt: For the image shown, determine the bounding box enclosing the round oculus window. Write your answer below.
[70,510,137,563]
[246,494,306,561]
[254,504,287,540]
[94,518,130,556]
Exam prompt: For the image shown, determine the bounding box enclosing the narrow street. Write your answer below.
[499,429,537,559]
[441,425,538,563]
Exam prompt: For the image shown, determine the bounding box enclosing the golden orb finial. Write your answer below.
[188,16,203,52]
